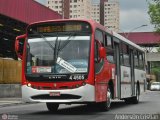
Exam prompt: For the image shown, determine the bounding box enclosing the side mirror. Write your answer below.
[95,39,106,63]
[15,34,26,59]
[99,47,106,59]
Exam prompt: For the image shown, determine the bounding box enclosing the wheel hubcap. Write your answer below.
[107,89,111,108]
[137,89,139,101]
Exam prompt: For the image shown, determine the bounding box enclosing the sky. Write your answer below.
[119,0,154,32]
[35,0,155,32]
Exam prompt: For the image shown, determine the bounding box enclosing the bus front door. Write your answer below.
[114,42,121,99]
[130,49,135,96]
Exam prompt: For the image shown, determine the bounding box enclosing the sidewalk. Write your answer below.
[0,98,23,107]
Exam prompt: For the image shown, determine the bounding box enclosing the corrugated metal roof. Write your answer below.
[120,32,160,46]
[0,0,62,24]
[113,32,144,52]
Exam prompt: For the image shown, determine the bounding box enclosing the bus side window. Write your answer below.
[120,42,124,65]
[94,41,99,62]
[121,43,130,66]
[94,40,104,73]
[142,53,145,70]
[105,34,114,63]
[139,52,144,70]
[94,30,104,73]
[134,50,139,68]
[105,35,112,47]
[95,29,104,45]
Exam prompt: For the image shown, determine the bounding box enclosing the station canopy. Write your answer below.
[120,32,160,47]
[0,0,62,59]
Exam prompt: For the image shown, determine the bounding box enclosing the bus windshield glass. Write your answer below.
[26,21,91,76]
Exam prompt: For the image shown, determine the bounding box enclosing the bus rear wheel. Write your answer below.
[131,86,140,104]
[125,85,139,104]
[46,103,59,112]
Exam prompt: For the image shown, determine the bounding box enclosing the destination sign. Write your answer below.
[37,24,82,33]
[28,21,91,34]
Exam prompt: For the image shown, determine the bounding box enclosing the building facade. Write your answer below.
[100,0,119,32]
[46,0,119,32]
[46,0,91,19]
[91,3,100,23]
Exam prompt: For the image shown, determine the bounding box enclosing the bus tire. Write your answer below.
[125,85,139,104]
[46,103,59,112]
[131,85,140,104]
[99,87,111,111]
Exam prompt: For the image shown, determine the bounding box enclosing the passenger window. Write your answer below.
[134,50,139,68]
[105,34,114,63]
[95,29,104,44]
[94,40,104,73]
[94,30,104,74]
[105,35,112,47]
[139,52,144,69]
[120,43,124,65]
[121,43,130,66]
[94,41,99,62]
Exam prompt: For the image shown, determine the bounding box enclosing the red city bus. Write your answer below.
[15,19,146,112]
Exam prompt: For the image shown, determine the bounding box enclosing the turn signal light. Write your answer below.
[27,83,31,87]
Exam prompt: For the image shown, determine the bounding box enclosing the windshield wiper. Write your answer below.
[57,32,76,54]
[55,33,76,73]
[32,30,56,51]
[32,30,59,70]
[29,31,77,73]
[53,33,59,72]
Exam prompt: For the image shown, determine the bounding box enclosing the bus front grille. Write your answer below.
[31,94,81,100]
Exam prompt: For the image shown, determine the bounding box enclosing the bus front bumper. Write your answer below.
[22,84,95,103]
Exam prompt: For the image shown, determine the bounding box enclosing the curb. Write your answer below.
[0,98,24,108]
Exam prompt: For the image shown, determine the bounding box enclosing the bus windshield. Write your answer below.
[26,33,91,75]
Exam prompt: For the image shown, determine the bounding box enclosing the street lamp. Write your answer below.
[125,24,148,38]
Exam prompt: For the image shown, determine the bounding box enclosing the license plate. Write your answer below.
[37,67,51,73]
[49,92,60,96]
[32,66,51,73]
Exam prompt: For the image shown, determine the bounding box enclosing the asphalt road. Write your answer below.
[0,91,160,120]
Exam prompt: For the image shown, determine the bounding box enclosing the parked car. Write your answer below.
[150,82,160,91]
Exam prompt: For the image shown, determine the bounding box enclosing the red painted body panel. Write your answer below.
[26,81,86,90]
[95,60,115,102]
[0,0,62,24]
[18,19,115,103]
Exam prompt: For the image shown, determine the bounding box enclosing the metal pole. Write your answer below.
[62,0,64,19]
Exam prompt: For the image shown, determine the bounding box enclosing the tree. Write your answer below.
[148,0,160,32]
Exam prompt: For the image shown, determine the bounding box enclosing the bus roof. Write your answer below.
[27,19,113,35]
[113,31,144,52]
[27,19,144,52]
